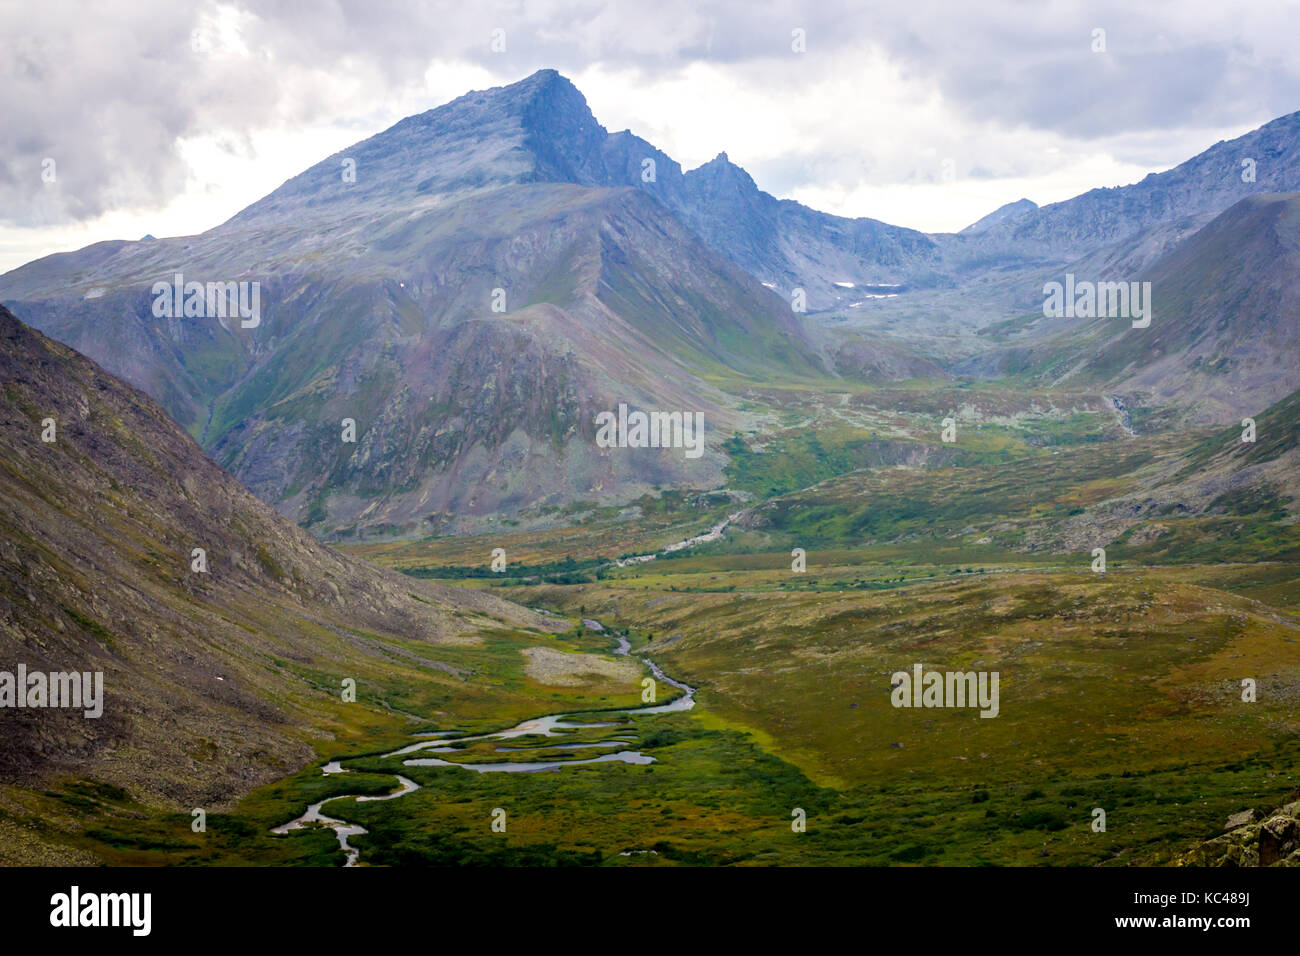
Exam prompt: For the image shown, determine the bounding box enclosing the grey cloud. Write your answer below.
[848,2,1300,137]
[3,0,1297,228]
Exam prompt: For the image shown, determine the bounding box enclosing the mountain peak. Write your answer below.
[226,68,604,224]
[481,68,590,117]
[685,151,758,193]
[509,71,609,184]
[960,197,1038,234]
[515,67,568,90]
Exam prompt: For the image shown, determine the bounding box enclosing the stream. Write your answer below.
[270,618,694,866]
[613,510,746,567]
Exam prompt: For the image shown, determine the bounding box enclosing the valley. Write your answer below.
[325,381,1298,866]
[20,364,1291,868]
[2,68,1298,870]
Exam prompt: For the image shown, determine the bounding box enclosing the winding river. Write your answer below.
[271,618,694,866]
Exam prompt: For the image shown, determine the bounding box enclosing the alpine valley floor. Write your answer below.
[13,382,1297,867]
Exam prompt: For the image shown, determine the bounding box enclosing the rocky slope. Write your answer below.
[0,73,844,536]
[1177,799,1300,866]
[939,110,1300,274]
[959,198,1039,235]
[1070,193,1300,421]
[977,193,1300,424]
[1022,385,1300,554]
[0,303,558,810]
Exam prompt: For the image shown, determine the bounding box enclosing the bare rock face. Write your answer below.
[948,111,1300,264]
[1177,800,1300,866]
[1225,808,1263,829]
[1259,813,1300,865]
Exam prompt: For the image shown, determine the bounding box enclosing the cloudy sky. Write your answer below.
[3,0,1298,272]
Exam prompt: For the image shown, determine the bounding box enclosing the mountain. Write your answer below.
[979,193,1300,422]
[0,71,847,537]
[227,69,946,310]
[219,69,943,310]
[960,198,1038,234]
[1069,192,1300,419]
[3,72,1298,536]
[0,303,561,815]
[601,145,947,308]
[225,70,1300,302]
[940,111,1300,274]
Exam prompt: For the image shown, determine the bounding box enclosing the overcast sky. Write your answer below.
[2,0,1298,272]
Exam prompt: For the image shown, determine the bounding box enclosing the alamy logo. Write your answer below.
[50,886,150,936]
[890,664,1000,718]
[1043,274,1151,328]
[0,665,103,718]
[595,403,704,459]
[152,272,261,328]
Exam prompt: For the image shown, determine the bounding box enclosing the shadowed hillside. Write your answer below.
[0,303,567,826]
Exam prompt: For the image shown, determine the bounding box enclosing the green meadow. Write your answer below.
[16,387,1297,867]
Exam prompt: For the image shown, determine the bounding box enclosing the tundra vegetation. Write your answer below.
[17,378,1293,867]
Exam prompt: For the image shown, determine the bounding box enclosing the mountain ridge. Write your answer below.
[3,71,1299,534]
